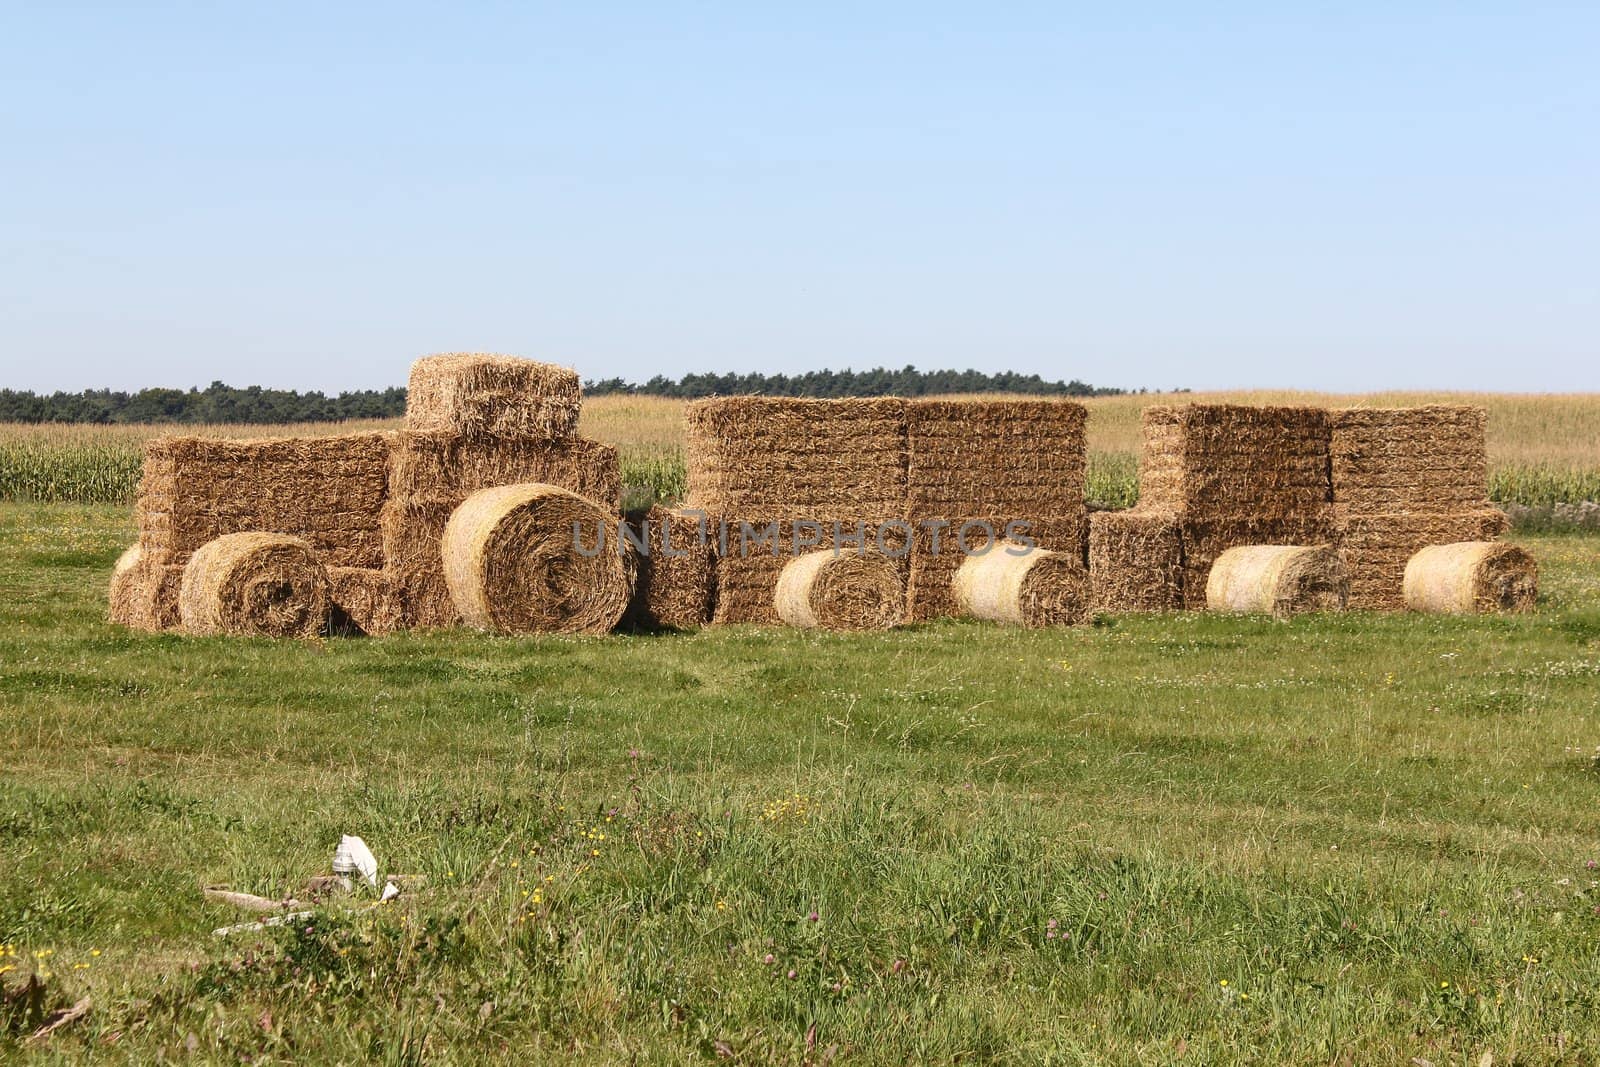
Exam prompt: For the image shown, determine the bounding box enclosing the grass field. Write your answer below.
[4,391,1600,516]
[4,502,1600,1062]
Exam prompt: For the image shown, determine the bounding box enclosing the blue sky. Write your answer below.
[2,3,1595,393]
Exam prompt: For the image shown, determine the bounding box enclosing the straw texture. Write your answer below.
[1088,510,1184,612]
[1403,542,1538,614]
[136,433,391,568]
[906,399,1087,516]
[623,506,715,630]
[406,353,581,440]
[952,542,1091,628]
[774,550,906,631]
[1137,405,1332,520]
[1337,508,1511,610]
[1205,544,1348,618]
[177,532,330,638]
[685,398,908,520]
[108,545,182,632]
[1330,406,1489,517]
[908,515,1083,621]
[440,483,634,635]
[327,567,403,636]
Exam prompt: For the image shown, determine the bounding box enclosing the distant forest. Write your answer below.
[0,367,1128,424]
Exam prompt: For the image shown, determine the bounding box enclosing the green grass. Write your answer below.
[5,504,1600,1062]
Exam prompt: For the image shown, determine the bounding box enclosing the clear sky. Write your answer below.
[2,3,1596,394]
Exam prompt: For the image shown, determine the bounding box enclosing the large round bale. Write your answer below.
[1205,544,1348,619]
[1403,541,1538,614]
[108,543,144,617]
[442,483,633,634]
[952,542,1090,627]
[773,550,905,631]
[178,532,330,637]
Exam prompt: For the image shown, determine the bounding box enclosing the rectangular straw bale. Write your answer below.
[406,353,581,440]
[907,515,1085,622]
[711,516,911,624]
[684,398,908,519]
[906,399,1087,516]
[1137,405,1331,521]
[387,431,621,513]
[327,567,404,636]
[109,556,184,632]
[1089,510,1184,612]
[136,433,391,567]
[624,506,716,629]
[1337,507,1510,610]
[1330,406,1489,517]
[1179,513,1336,610]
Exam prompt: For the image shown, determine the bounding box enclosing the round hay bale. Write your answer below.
[178,532,330,637]
[441,483,633,634]
[773,550,905,631]
[952,542,1090,627]
[1403,541,1537,614]
[1205,544,1348,619]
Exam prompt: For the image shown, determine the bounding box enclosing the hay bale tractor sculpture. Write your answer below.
[110,354,1537,638]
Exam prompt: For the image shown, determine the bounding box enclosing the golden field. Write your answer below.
[2,391,1599,511]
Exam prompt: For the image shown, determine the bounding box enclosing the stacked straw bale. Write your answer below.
[1088,510,1183,612]
[774,550,905,631]
[107,545,183,632]
[406,353,581,440]
[1205,544,1348,619]
[177,532,330,638]
[1403,541,1538,614]
[623,506,716,630]
[908,515,1083,621]
[440,483,634,635]
[687,398,909,624]
[326,568,404,636]
[136,434,391,568]
[904,399,1088,621]
[1122,405,1334,609]
[384,355,620,629]
[952,542,1091,628]
[1329,406,1507,610]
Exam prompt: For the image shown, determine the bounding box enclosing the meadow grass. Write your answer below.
[4,503,1600,1062]
[4,392,1599,516]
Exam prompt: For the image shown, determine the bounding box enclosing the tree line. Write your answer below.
[0,367,1127,424]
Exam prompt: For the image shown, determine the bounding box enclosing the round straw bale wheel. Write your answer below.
[1205,544,1348,619]
[1403,541,1538,613]
[178,532,331,637]
[774,549,905,631]
[441,482,634,634]
[952,541,1090,627]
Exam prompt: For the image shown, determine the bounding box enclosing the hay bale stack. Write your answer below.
[1088,510,1183,612]
[1205,544,1348,618]
[136,433,391,568]
[952,542,1091,628]
[1130,405,1333,609]
[1337,508,1510,610]
[1403,542,1538,614]
[382,432,621,628]
[903,399,1088,621]
[774,550,906,631]
[406,353,581,440]
[685,398,908,519]
[440,483,634,635]
[177,532,330,638]
[906,399,1086,516]
[327,568,403,636]
[687,398,910,624]
[908,515,1083,621]
[712,519,911,624]
[624,506,715,629]
[1138,405,1331,519]
[1330,407,1489,517]
[108,545,183,632]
